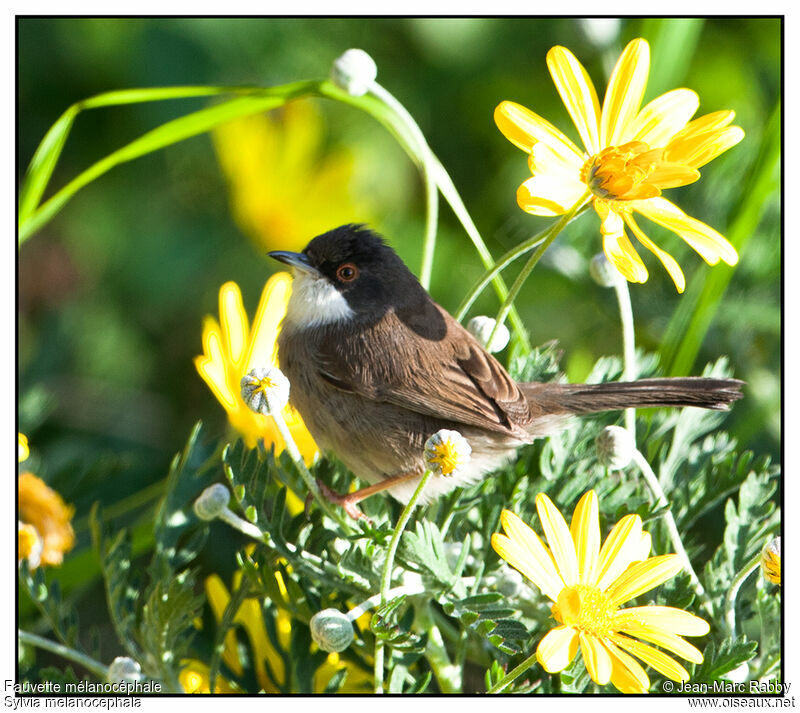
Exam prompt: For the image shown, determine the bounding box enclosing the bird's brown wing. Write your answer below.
[315,307,532,436]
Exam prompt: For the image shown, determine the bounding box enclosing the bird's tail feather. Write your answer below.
[520,377,744,415]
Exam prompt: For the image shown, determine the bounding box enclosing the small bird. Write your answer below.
[270,224,742,517]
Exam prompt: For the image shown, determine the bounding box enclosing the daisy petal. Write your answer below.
[580,631,612,685]
[599,214,649,285]
[570,490,600,583]
[195,318,238,411]
[615,605,710,637]
[625,89,699,147]
[606,554,683,608]
[517,174,586,217]
[536,493,579,586]
[667,126,745,169]
[493,510,563,600]
[611,634,689,682]
[595,514,645,590]
[618,623,704,664]
[495,101,585,163]
[633,197,738,266]
[624,213,686,293]
[601,39,650,147]
[547,45,602,154]
[669,110,736,144]
[219,282,249,369]
[245,272,293,372]
[603,638,650,694]
[536,625,579,673]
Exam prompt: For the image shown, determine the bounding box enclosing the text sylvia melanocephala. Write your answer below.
[270,224,742,518]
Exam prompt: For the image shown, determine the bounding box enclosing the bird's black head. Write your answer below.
[269,224,435,328]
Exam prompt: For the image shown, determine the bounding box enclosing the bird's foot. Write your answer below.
[316,479,370,522]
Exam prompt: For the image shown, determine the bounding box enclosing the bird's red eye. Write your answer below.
[336,263,359,282]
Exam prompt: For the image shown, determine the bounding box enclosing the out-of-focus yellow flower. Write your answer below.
[18,433,29,462]
[179,661,239,693]
[495,38,743,292]
[492,491,710,693]
[18,472,75,568]
[194,274,318,467]
[214,101,370,253]
[761,536,781,585]
[204,573,372,693]
[18,521,42,569]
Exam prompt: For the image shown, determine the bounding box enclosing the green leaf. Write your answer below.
[693,636,758,683]
[19,81,322,243]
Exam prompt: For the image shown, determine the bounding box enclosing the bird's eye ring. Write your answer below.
[336,263,359,282]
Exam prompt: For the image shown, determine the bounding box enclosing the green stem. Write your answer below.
[613,277,637,439]
[18,630,109,680]
[487,648,539,693]
[268,398,351,531]
[724,551,762,636]
[631,448,712,616]
[368,82,439,291]
[374,469,434,694]
[454,204,590,322]
[488,190,591,348]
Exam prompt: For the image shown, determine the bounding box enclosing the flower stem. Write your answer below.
[487,191,591,349]
[374,469,434,694]
[18,630,109,680]
[268,398,351,530]
[368,82,439,291]
[455,204,590,322]
[487,648,539,693]
[347,584,426,622]
[613,277,637,439]
[724,551,762,635]
[631,448,713,615]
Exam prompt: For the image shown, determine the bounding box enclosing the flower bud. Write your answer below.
[331,49,377,97]
[589,252,624,288]
[310,608,355,653]
[578,18,621,48]
[595,426,634,470]
[193,483,231,521]
[424,429,471,478]
[241,367,290,416]
[467,316,510,353]
[761,536,781,585]
[107,656,142,684]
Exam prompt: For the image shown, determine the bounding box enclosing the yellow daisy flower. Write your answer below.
[492,491,710,693]
[761,536,780,585]
[18,472,75,568]
[204,573,372,693]
[178,661,239,693]
[495,38,743,292]
[214,101,370,253]
[19,433,30,462]
[194,274,318,464]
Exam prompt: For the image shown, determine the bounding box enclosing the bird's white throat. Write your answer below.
[284,270,355,329]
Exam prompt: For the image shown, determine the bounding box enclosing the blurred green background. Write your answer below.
[18,17,780,583]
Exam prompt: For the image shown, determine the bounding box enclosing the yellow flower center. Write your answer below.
[581,141,667,201]
[552,585,617,637]
[253,376,276,394]
[429,440,462,476]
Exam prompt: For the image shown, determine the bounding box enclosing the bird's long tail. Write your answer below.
[520,377,744,416]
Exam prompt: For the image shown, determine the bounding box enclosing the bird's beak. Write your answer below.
[268,250,322,277]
